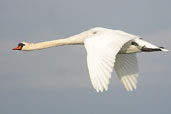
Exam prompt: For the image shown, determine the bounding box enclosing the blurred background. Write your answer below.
[0,0,171,114]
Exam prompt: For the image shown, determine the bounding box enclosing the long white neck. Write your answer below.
[24,31,90,51]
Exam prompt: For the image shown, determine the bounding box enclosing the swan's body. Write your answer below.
[13,27,168,92]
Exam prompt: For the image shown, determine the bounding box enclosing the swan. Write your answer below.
[13,27,168,92]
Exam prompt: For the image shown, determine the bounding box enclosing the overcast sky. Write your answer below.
[0,0,171,114]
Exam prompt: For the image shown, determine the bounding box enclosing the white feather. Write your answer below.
[84,29,137,92]
[114,54,138,91]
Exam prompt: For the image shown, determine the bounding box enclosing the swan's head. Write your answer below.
[12,42,30,51]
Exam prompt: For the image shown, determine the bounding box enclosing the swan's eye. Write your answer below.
[18,43,25,47]
[17,43,25,49]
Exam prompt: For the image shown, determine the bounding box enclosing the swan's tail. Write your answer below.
[159,47,169,52]
[133,38,169,52]
[141,46,169,52]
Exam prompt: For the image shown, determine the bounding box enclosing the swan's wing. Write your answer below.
[114,54,138,91]
[84,30,137,92]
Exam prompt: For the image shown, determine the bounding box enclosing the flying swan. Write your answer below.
[13,27,168,92]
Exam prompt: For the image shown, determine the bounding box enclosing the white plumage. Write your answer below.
[84,29,137,92]
[13,27,168,92]
[115,54,138,91]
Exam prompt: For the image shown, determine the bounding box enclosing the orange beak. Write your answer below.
[12,45,22,50]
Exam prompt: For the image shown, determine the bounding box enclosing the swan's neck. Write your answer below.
[24,31,89,51]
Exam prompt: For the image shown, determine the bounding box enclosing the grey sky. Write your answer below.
[0,0,171,114]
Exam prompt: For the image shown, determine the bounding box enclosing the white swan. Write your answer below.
[13,27,168,92]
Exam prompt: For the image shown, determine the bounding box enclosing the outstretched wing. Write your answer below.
[84,30,137,92]
[114,54,138,91]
